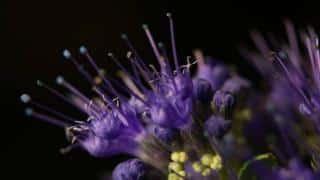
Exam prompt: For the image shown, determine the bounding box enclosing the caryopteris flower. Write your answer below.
[112,159,147,180]
[21,14,320,179]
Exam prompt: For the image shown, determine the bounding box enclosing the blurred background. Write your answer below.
[3,0,320,179]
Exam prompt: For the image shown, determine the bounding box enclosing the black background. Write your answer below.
[3,0,320,179]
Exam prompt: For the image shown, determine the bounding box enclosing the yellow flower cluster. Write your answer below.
[168,151,188,180]
[192,153,222,176]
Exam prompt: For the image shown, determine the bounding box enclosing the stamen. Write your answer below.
[55,75,100,112]
[20,94,31,103]
[20,94,79,123]
[79,45,100,71]
[62,49,94,83]
[307,33,320,86]
[60,143,79,154]
[193,49,205,67]
[92,87,129,126]
[158,42,173,73]
[157,42,178,90]
[79,46,126,102]
[108,52,147,92]
[92,86,110,105]
[25,107,69,127]
[284,20,301,70]
[36,80,86,113]
[109,76,149,106]
[127,53,156,90]
[305,37,319,87]
[107,52,132,77]
[181,56,194,73]
[142,24,163,65]
[149,64,161,78]
[117,71,144,98]
[313,38,320,90]
[166,13,180,74]
[121,34,153,76]
[63,49,72,59]
[250,30,270,59]
[272,53,313,109]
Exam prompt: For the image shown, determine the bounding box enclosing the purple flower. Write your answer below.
[148,125,176,143]
[62,98,146,157]
[221,76,250,95]
[23,14,320,180]
[77,132,139,157]
[193,78,214,103]
[204,115,231,138]
[112,159,146,180]
[194,50,230,91]
[247,23,320,130]
[213,90,235,113]
[20,14,195,171]
[149,94,192,128]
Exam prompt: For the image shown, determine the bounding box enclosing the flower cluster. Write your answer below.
[21,15,320,180]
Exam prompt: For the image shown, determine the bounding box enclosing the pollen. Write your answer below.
[177,170,186,177]
[192,161,204,173]
[168,173,183,180]
[194,154,223,176]
[171,152,180,162]
[201,168,211,176]
[178,151,188,163]
[200,153,213,166]
[210,155,223,170]
[169,162,183,172]
[168,152,188,180]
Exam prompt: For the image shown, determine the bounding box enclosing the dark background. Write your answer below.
[3,0,320,179]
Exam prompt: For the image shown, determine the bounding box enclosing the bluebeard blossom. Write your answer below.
[147,124,177,144]
[193,78,214,103]
[246,21,320,128]
[241,21,320,179]
[212,90,234,113]
[20,15,320,180]
[204,115,231,139]
[21,13,240,180]
[194,50,230,92]
[112,159,147,180]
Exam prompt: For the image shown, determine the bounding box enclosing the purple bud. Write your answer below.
[193,78,214,103]
[213,90,234,113]
[112,159,146,180]
[149,125,176,143]
[204,115,231,138]
[222,76,250,95]
[196,57,230,91]
[210,64,230,91]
